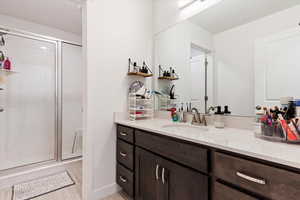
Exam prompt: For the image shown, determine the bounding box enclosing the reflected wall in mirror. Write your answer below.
[153,0,300,116]
[154,20,214,113]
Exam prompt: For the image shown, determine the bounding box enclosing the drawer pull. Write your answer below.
[236,172,266,185]
[162,168,166,184]
[119,176,127,183]
[120,132,127,136]
[156,164,160,180]
[119,151,127,157]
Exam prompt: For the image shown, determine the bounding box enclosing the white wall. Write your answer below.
[213,5,300,116]
[84,0,153,199]
[154,21,213,110]
[153,0,223,35]
[0,14,81,43]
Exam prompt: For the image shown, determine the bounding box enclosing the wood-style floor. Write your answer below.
[101,192,129,200]
[0,160,129,200]
[0,160,82,200]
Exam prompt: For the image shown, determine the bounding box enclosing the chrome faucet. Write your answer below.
[192,108,207,126]
[191,108,207,126]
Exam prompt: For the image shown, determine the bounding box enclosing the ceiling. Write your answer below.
[0,0,83,35]
[189,0,300,34]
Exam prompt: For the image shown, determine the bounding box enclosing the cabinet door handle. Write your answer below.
[119,176,127,183]
[119,151,127,157]
[156,164,160,180]
[120,132,127,136]
[162,168,166,184]
[236,172,266,185]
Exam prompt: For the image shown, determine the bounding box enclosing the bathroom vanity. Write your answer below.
[115,120,300,200]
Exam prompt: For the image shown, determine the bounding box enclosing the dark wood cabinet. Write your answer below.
[135,147,208,200]
[117,140,134,170]
[135,130,208,173]
[214,152,300,200]
[135,147,160,200]
[214,182,258,200]
[159,155,208,200]
[116,124,300,200]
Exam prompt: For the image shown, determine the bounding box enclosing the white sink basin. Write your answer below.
[161,124,209,132]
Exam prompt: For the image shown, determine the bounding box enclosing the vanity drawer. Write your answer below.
[214,152,300,200]
[214,182,258,200]
[135,130,208,173]
[117,163,134,197]
[117,125,134,144]
[117,140,134,170]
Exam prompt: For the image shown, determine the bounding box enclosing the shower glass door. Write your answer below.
[61,43,83,160]
[0,34,57,170]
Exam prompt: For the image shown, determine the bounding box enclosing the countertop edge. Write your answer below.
[115,120,300,171]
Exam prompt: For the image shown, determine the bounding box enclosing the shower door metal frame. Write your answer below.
[0,26,81,172]
[60,41,83,161]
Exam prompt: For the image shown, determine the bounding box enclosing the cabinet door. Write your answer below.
[160,157,209,200]
[135,147,160,200]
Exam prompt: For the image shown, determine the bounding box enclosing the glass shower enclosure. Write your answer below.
[0,28,83,171]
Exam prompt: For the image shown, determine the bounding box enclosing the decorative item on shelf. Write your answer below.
[158,65,179,80]
[128,81,153,121]
[0,32,6,46]
[127,58,153,77]
[0,49,17,78]
[169,84,176,100]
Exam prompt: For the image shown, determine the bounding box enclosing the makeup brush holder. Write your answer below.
[255,121,300,144]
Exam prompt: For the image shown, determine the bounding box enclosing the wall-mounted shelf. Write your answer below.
[158,65,179,81]
[158,76,179,81]
[0,69,17,76]
[128,72,153,78]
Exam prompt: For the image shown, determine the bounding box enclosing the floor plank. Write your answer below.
[101,192,129,200]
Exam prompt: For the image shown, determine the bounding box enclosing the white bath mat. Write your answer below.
[12,171,75,200]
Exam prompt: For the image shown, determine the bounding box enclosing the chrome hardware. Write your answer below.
[162,168,166,184]
[119,176,127,183]
[236,172,266,185]
[156,164,160,180]
[120,132,127,136]
[119,151,127,157]
[191,107,207,126]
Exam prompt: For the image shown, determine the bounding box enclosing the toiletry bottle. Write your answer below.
[172,111,179,122]
[214,106,225,128]
[172,69,175,78]
[0,51,4,69]
[224,106,231,115]
[4,57,11,70]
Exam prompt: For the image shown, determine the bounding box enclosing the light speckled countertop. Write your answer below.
[115,118,300,170]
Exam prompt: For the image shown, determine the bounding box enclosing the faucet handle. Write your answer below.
[201,115,207,126]
[192,114,198,124]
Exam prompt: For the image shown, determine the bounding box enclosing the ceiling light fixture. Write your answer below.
[179,0,223,19]
[179,0,205,10]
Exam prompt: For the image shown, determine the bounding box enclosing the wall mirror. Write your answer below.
[153,0,300,116]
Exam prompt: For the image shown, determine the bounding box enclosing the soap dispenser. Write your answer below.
[214,106,225,128]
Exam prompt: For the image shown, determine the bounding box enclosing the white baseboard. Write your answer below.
[92,183,121,200]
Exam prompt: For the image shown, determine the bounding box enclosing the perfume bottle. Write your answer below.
[4,57,11,70]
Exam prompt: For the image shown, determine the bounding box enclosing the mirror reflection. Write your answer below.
[153,0,300,116]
